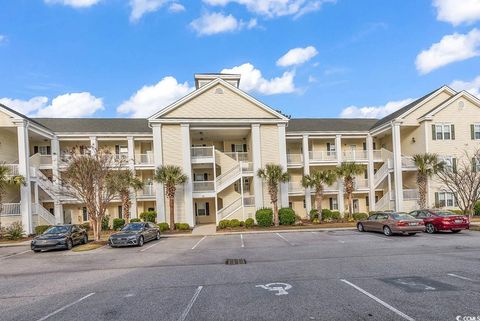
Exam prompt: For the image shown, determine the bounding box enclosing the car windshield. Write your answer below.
[44,226,70,234]
[391,213,416,220]
[436,211,456,217]
[121,223,144,231]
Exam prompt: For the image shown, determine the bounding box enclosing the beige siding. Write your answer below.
[0,128,19,162]
[164,84,277,119]
[403,91,453,123]
[260,125,280,206]
[0,110,15,127]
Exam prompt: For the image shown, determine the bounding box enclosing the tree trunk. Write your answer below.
[348,193,353,219]
[169,197,175,231]
[121,191,130,223]
[417,174,427,209]
[273,201,279,227]
[96,218,102,242]
[316,189,323,222]
[91,218,97,241]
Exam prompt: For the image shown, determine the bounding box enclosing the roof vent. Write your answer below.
[458,101,464,109]
[214,87,224,94]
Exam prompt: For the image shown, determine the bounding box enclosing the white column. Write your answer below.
[366,134,375,212]
[424,122,431,207]
[302,134,311,216]
[17,121,32,234]
[51,137,63,224]
[392,122,403,211]
[152,124,166,222]
[335,135,345,215]
[127,136,138,219]
[251,124,263,209]
[89,136,97,152]
[277,124,289,208]
[181,124,194,227]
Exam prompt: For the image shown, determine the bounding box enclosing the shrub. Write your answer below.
[140,211,157,223]
[255,208,273,227]
[245,218,255,228]
[279,208,296,225]
[218,220,230,229]
[321,209,332,220]
[158,222,169,232]
[475,201,480,216]
[113,218,125,231]
[4,222,25,240]
[309,209,319,220]
[101,215,110,231]
[331,211,341,220]
[35,225,51,235]
[450,209,464,215]
[239,220,245,227]
[230,219,241,228]
[175,223,190,230]
[353,212,368,221]
[130,218,141,223]
[81,222,90,231]
[312,218,320,224]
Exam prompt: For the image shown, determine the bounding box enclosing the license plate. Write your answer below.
[454,220,462,224]
[409,223,418,226]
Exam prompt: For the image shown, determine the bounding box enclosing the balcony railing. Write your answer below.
[3,164,19,176]
[288,181,304,193]
[309,151,337,162]
[402,156,416,169]
[353,178,369,190]
[287,154,303,165]
[0,203,21,216]
[39,155,52,166]
[403,189,419,200]
[243,196,255,207]
[224,152,249,162]
[138,184,155,197]
[240,161,253,173]
[135,153,154,165]
[193,181,215,192]
[191,147,214,158]
[343,150,368,161]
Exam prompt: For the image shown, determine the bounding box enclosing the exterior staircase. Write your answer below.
[32,203,56,225]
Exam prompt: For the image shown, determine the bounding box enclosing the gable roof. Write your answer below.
[33,118,151,133]
[419,90,480,119]
[0,103,52,131]
[148,77,289,121]
[287,118,378,132]
[370,86,455,130]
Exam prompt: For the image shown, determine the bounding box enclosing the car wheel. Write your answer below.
[451,230,461,233]
[383,226,392,236]
[357,223,365,232]
[138,236,144,247]
[32,248,40,253]
[82,235,88,244]
[425,223,436,234]
[66,238,73,250]
[156,232,161,240]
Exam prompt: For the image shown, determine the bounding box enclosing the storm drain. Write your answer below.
[225,258,247,265]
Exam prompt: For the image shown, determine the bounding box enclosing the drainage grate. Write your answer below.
[225,258,247,265]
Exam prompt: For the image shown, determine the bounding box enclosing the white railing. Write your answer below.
[191,146,214,158]
[216,165,241,190]
[113,153,129,164]
[309,151,337,162]
[381,149,394,162]
[59,154,73,166]
[403,189,419,200]
[35,169,57,198]
[324,181,339,191]
[139,184,155,197]
[288,181,304,193]
[343,150,368,161]
[240,161,253,173]
[32,203,56,225]
[287,154,303,164]
[402,156,416,168]
[0,203,21,216]
[217,197,242,220]
[193,181,215,192]
[243,196,255,207]
[224,152,249,162]
[40,155,52,166]
[372,150,383,160]
[374,162,389,186]
[375,192,391,211]
[354,178,369,189]
[3,164,19,176]
[135,153,154,165]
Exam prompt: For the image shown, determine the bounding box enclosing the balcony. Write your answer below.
[138,184,155,198]
[401,156,416,169]
[224,152,249,162]
[343,150,368,162]
[353,178,369,190]
[2,164,19,176]
[135,153,154,166]
[287,154,303,166]
[191,147,215,163]
[288,181,304,194]
[193,181,215,192]
[243,196,255,207]
[309,151,337,162]
[0,203,21,216]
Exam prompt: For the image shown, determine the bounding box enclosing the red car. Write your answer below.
[409,209,470,233]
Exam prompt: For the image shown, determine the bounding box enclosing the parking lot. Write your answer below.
[1,229,480,321]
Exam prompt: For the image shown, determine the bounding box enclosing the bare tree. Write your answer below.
[59,146,125,241]
[436,149,480,219]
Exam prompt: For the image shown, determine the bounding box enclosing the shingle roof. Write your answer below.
[287,118,378,132]
[33,118,151,133]
[0,103,52,131]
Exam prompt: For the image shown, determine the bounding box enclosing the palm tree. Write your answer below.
[153,165,187,231]
[112,170,143,223]
[302,169,337,222]
[257,164,290,227]
[336,162,365,219]
[0,164,25,232]
[412,153,444,209]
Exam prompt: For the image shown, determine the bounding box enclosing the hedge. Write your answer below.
[175,223,190,230]
[140,211,157,223]
[309,209,319,219]
[35,225,51,235]
[158,222,169,231]
[112,218,125,231]
[352,212,368,221]
[255,208,273,227]
[81,222,90,231]
[218,220,230,229]
[245,218,255,228]
[130,218,141,223]
[321,209,341,221]
[101,215,110,231]
[230,219,241,228]
[279,208,296,225]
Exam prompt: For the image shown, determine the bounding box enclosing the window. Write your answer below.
[303,199,306,209]
[473,157,480,172]
[326,143,336,155]
[33,145,51,155]
[432,124,455,140]
[435,192,455,207]
[118,206,123,219]
[289,202,293,208]
[82,207,88,221]
[194,173,208,181]
[195,202,209,216]
[329,198,338,210]
[232,144,246,152]
[115,145,128,155]
[441,156,456,172]
[472,124,480,140]
[148,207,155,212]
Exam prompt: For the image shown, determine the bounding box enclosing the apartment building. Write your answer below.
[1,73,479,234]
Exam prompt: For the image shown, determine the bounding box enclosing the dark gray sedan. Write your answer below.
[31,224,88,252]
[108,222,160,247]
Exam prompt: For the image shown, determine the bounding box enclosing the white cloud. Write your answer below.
[415,28,480,74]
[168,2,185,13]
[221,63,296,95]
[0,93,103,118]
[190,12,256,36]
[117,77,193,118]
[276,46,318,67]
[433,0,480,26]
[203,0,335,18]
[129,0,171,21]
[0,35,5,43]
[450,75,480,97]
[44,0,101,8]
[340,98,416,119]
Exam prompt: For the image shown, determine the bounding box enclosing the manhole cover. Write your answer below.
[381,276,457,292]
[225,258,247,265]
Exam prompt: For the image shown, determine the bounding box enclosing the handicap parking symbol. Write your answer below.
[256,283,292,296]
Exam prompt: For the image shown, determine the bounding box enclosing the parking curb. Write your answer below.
[0,241,31,248]
[160,227,356,237]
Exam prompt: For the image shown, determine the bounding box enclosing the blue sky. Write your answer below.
[0,0,479,119]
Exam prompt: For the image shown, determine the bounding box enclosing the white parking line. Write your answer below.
[35,292,95,321]
[447,273,476,281]
[240,234,245,248]
[140,241,160,252]
[340,279,415,321]
[275,233,295,246]
[178,286,203,321]
[0,250,30,260]
[191,236,206,250]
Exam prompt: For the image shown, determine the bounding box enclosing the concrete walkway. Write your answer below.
[191,223,217,236]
